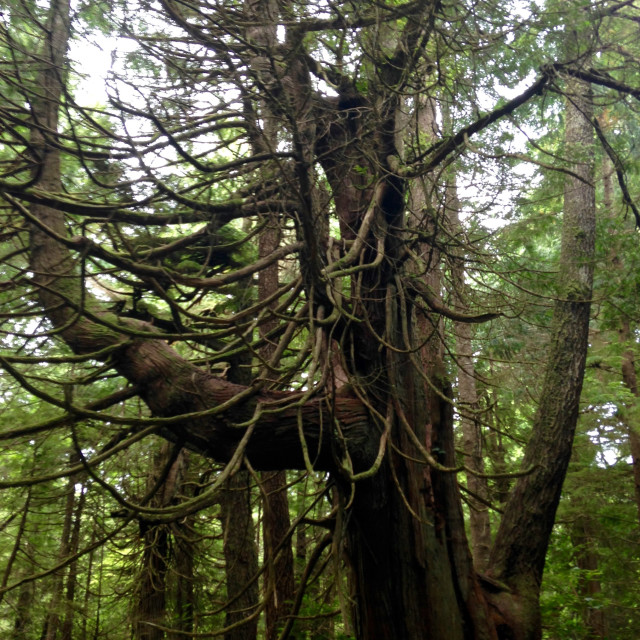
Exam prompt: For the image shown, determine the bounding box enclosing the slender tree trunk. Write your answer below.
[170,461,196,640]
[243,2,297,634]
[262,472,296,639]
[257,199,295,640]
[134,446,188,640]
[44,454,77,640]
[171,526,195,639]
[136,526,169,640]
[12,541,35,640]
[220,471,260,640]
[570,517,607,638]
[445,172,492,572]
[488,68,596,637]
[134,455,170,640]
[60,481,88,640]
[1,489,32,607]
[81,532,97,640]
[219,273,260,640]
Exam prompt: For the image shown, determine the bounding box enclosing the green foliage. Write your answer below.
[2,0,640,637]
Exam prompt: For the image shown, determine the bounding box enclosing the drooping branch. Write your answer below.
[22,0,373,479]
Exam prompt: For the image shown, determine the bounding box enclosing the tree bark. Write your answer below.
[44,453,77,640]
[60,480,88,640]
[445,172,492,572]
[12,544,35,640]
[488,70,596,636]
[220,472,260,640]
[245,1,298,629]
[570,516,608,638]
[170,459,196,640]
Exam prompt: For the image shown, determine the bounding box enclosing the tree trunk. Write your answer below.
[220,471,260,640]
[262,472,296,639]
[601,126,640,528]
[445,172,492,572]
[488,68,596,636]
[134,445,188,640]
[258,204,295,640]
[244,1,298,631]
[219,269,260,640]
[570,517,608,638]
[170,469,196,640]
[12,551,35,640]
[60,481,88,640]
[134,451,171,640]
[44,454,77,640]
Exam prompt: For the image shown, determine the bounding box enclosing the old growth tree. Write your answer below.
[1,0,640,638]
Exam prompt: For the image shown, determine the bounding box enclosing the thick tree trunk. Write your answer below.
[339,269,496,640]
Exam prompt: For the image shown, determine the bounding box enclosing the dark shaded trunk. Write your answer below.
[170,489,196,639]
[135,526,169,640]
[339,262,496,639]
[570,517,607,638]
[44,454,77,640]
[171,533,195,638]
[60,481,88,640]
[134,446,188,640]
[220,472,260,640]
[134,453,171,640]
[262,471,296,640]
[12,537,35,640]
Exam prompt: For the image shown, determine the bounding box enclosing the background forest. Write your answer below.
[0,0,639,639]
